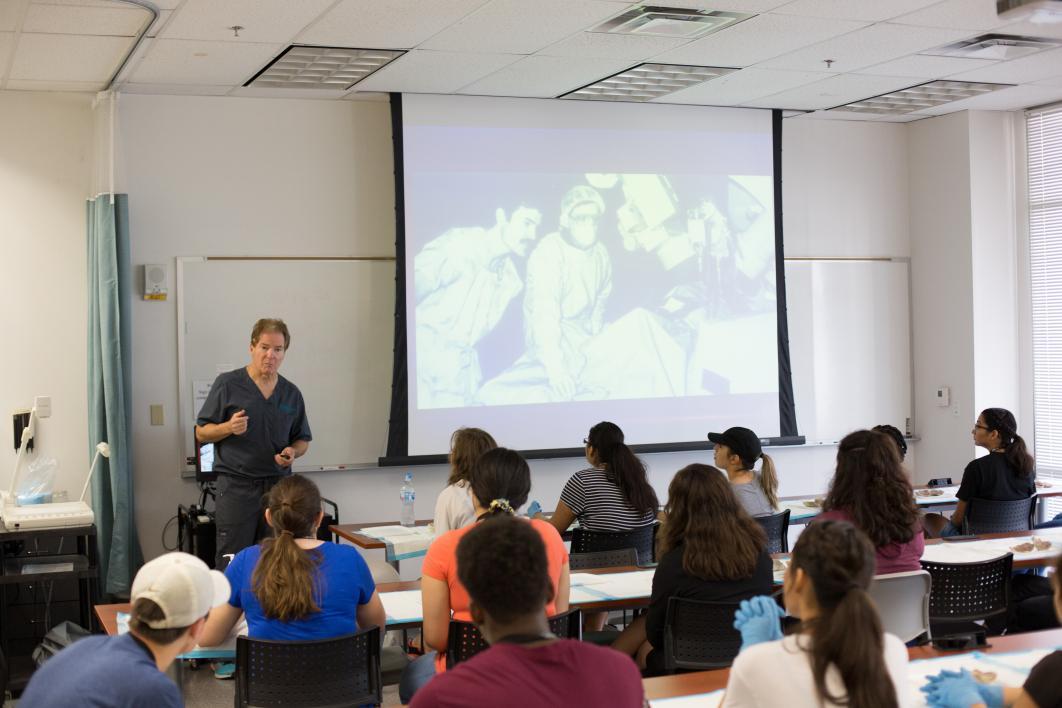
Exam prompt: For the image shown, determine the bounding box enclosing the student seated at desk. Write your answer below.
[709,426,779,517]
[199,475,386,645]
[724,520,909,707]
[817,429,924,574]
[920,553,1062,708]
[611,463,774,674]
[400,447,570,704]
[539,421,659,534]
[925,407,1035,538]
[20,552,230,708]
[410,515,645,708]
[433,427,496,534]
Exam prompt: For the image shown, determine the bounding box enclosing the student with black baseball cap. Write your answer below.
[709,427,779,517]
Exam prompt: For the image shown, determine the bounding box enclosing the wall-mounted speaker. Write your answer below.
[143,263,168,301]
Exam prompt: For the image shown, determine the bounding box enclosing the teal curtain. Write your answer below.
[87,194,142,596]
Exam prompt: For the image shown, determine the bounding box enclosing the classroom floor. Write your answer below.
[170,670,402,707]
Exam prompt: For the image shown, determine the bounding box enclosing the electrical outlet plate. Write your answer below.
[35,396,51,418]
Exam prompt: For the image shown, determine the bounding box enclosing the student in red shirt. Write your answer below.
[411,515,645,708]
[817,429,924,574]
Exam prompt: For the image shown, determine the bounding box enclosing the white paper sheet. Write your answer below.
[650,690,723,707]
[382,590,424,623]
[921,527,1062,565]
[569,572,614,586]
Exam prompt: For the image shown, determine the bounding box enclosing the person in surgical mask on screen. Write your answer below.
[477,185,612,404]
[414,204,543,408]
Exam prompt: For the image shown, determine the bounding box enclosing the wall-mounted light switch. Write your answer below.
[150,405,164,426]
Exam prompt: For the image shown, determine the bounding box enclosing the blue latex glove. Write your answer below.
[526,500,542,517]
[921,669,1003,708]
[732,595,784,650]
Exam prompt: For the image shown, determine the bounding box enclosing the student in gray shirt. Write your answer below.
[708,427,778,517]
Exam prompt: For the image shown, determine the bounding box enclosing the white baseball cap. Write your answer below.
[131,552,230,629]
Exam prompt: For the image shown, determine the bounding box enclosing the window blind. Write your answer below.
[1028,102,1062,518]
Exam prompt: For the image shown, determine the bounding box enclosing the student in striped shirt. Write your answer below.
[541,421,659,536]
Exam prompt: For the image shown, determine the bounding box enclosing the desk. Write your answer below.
[95,602,237,660]
[643,628,1062,701]
[923,527,1062,568]
[330,520,433,571]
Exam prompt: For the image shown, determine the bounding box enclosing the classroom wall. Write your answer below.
[0,92,94,500]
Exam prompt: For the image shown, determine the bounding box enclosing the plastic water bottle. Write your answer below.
[400,472,416,527]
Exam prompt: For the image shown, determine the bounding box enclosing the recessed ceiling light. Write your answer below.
[560,62,738,102]
[833,80,1013,115]
[245,45,405,90]
[996,0,1062,25]
[921,33,1062,60]
[592,5,753,39]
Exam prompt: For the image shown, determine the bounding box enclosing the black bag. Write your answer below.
[32,621,92,666]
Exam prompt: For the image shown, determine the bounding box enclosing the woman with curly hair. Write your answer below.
[816,429,924,574]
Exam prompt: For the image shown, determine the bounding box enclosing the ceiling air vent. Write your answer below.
[245,45,405,90]
[591,5,753,39]
[996,0,1062,24]
[921,33,1062,60]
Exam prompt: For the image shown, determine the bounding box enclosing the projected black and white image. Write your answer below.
[411,171,776,410]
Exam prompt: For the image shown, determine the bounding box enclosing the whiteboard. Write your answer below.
[784,259,912,444]
[176,258,395,472]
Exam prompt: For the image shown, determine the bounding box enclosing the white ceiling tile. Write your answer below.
[0,32,15,78]
[297,0,489,49]
[420,0,628,55]
[772,0,941,22]
[458,54,632,97]
[859,54,999,78]
[650,13,866,68]
[945,45,1062,84]
[6,78,105,91]
[161,0,334,43]
[658,67,827,105]
[538,31,689,60]
[130,39,283,85]
[0,1,27,32]
[910,84,1062,114]
[10,32,130,81]
[891,0,1015,30]
[120,82,233,96]
[146,10,173,38]
[756,22,971,73]
[35,0,181,9]
[22,3,150,36]
[994,19,1062,40]
[230,86,349,100]
[647,0,791,10]
[353,49,520,93]
[1034,76,1062,88]
[743,73,919,110]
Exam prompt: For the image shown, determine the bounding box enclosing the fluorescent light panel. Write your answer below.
[246,45,405,90]
[561,63,737,102]
[834,80,1013,115]
[592,5,753,39]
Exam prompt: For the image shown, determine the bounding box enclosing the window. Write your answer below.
[1028,102,1062,518]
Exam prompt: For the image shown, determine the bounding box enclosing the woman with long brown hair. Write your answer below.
[723,520,909,707]
[433,427,497,533]
[612,464,773,674]
[818,429,924,573]
[199,475,385,644]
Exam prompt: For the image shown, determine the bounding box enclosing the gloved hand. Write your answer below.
[921,669,1003,707]
[526,500,542,518]
[732,595,784,650]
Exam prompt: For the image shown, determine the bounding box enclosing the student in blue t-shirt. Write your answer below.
[199,474,386,645]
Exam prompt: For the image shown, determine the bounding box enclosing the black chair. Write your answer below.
[319,497,340,543]
[920,554,1013,639]
[569,547,639,570]
[753,509,791,554]
[962,496,1037,534]
[235,626,381,707]
[927,478,953,487]
[571,525,656,564]
[662,597,744,672]
[445,610,583,669]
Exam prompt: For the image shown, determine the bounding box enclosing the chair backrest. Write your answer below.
[920,554,1013,623]
[869,570,932,643]
[927,478,953,488]
[753,509,791,554]
[963,496,1037,534]
[569,547,639,570]
[446,610,584,669]
[570,525,656,564]
[235,626,381,708]
[662,597,744,672]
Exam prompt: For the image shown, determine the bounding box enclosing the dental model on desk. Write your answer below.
[0,407,104,530]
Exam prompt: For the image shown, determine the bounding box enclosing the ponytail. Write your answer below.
[758,453,779,510]
[793,521,897,708]
[471,448,531,520]
[587,421,659,515]
[252,475,322,621]
[981,408,1035,478]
